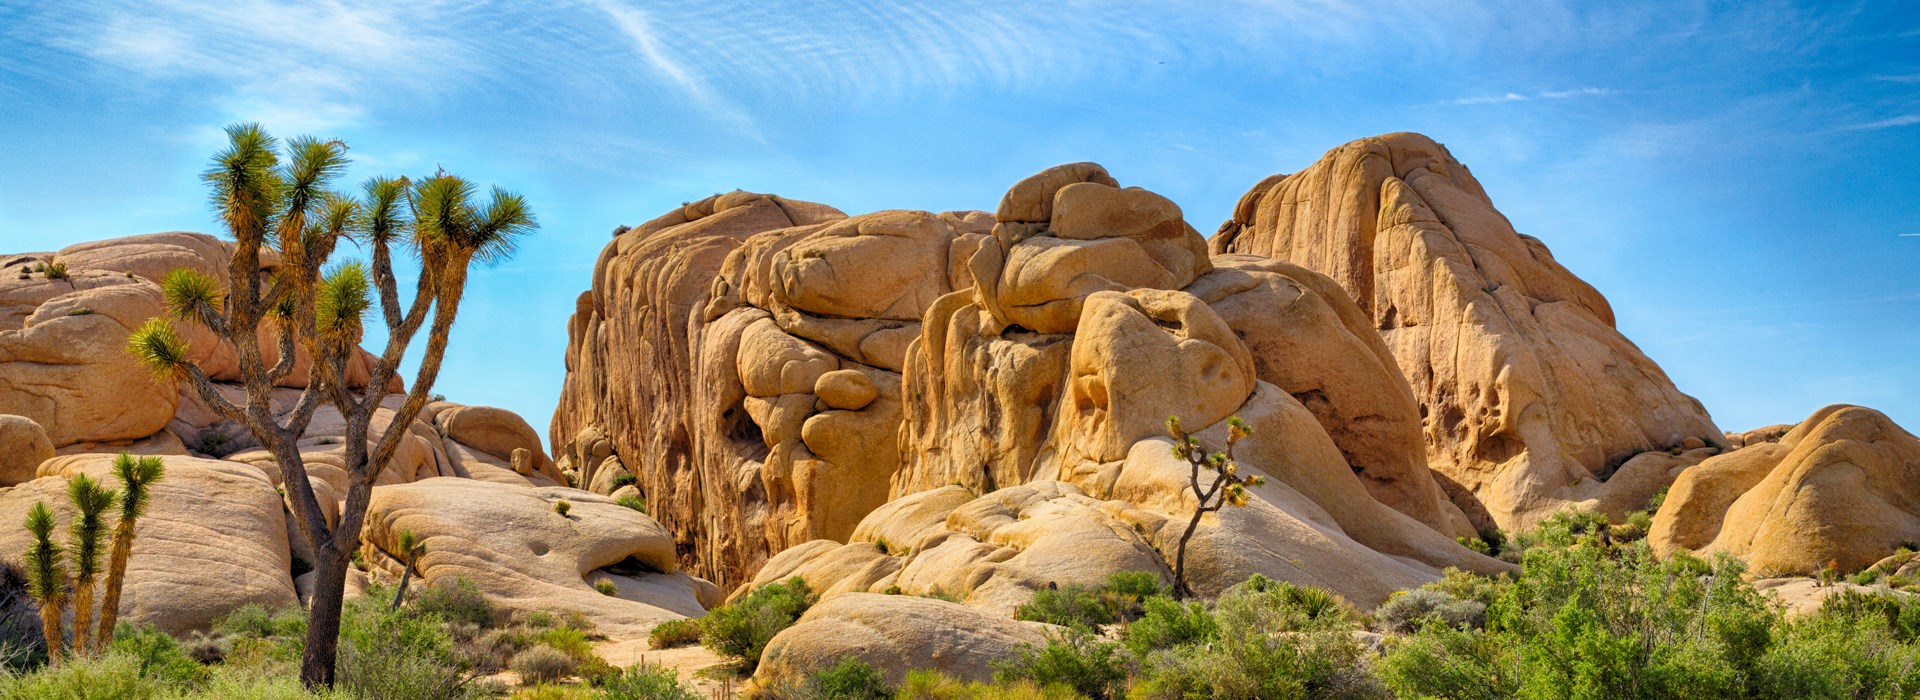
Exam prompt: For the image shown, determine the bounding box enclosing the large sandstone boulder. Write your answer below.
[2,233,393,449]
[1213,133,1722,530]
[558,165,1509,595]
[0,414,54,486]
[361,477,721,637]
[1651,405,1920,575]
[753,593,1054,689]
[552,192,988,587]
[0,455,295,634]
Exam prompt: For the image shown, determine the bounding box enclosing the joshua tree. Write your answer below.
[23,502,66,662]
[125,124,534,687]
[65,474,118,656]
[94,453,164,649]
[1166,415,1267,598]
[388,529,426,611]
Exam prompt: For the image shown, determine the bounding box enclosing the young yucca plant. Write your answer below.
[65,474,118,656]
[122,124,535,689]
[388,529,426,611]
[93,452,164,649]
[23,502,68,662]
[1167,415,1268,598]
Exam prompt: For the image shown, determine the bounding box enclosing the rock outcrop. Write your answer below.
[1214,133,1722,530]
[0,232,687,635]
[361,477,720,637]
[550,193,973,586]
[754,593,1054,688]
[558,163,1509,596]
[1652,405,1920,575]
[0,455,295,634]
[1,233,391,449]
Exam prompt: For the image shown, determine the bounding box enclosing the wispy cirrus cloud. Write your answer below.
[1843,114,1920,130]
[1448,87,1616,106]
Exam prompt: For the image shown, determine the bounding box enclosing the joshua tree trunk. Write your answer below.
[71,580,94,656]
[95,454,162,650]
[390,558,415,611]
[301,544,352,688]
[94,524,137,650]
[1173,504,1209,599]
[37,603,63,663]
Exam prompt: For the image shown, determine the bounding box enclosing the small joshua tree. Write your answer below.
[124,124,535,688]
[94,453,164,649]
[23,502,67,662]
[65,474,118,656]
[388,529,426,611]
[1167,415,1267,598]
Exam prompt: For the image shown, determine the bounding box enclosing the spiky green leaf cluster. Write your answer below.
[412,175,537,265]
[67,474,119,580]
[361,176,413,243]
[315,261,371,342]
[24,502,66,605]
[113,452,166,521]
[126,317,191,379]
[203,124,282,245]
[160,268,223,324]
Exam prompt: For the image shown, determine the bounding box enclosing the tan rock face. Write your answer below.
[551,192,987,587]
[0,455,295,634]
[1651,405,1920,576]
[361,477,720,637]
[0,414,54,486]
[558,163,1509,594]
[1214,133,1721,530]
[754,593,1054,688]
[1,232,392,449]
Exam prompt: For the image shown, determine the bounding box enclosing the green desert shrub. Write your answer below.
[995,628,1127,700]
[1015,584,1113,630]
[699,576,816,671]
[335,588,485,700]
[594,580,619,596]
[1121,595,1216,656]
[593,663,699,700]
[647,618,702,649]
[895,669,1080,700]
[1129,577,1385,700]
[771,656,892,700]
[614,495,646,513]
[407,578,495,628]
[1375,588,1486,632]
[509,645,576,685]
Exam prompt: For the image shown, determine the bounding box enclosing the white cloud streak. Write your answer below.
[1449,87,1615,106]
[1843,114,1920,130]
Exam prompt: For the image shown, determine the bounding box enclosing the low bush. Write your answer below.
[593,663,699,700]
[995,628,1127,699]
[647,618,702,649]
[895,669,1080,700]
[1121,595,1215,655]
[798,657,892,699]
[510,645,576,685]
[408,578,495,628]
[699,576,815,671]
[614,496,646,513]
[1014,584,1113,630]
[1374,588,1486,632]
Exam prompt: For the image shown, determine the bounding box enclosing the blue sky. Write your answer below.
[2,1,1916,444]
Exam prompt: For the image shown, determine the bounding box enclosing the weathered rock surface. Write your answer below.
[1214,133,1722,530]
[754,593,1054,688]
[0,454,295,634]
[1,233,391,448]
[551,192,978,586]
[0,414,54,486]
[556,166,1508,594]
[362,477,720,637]
[1652,405,1920,575]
